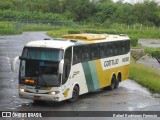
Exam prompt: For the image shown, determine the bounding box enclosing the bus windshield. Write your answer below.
[19,47,64,87]
[19,60,61,87]
[22,47,63,61]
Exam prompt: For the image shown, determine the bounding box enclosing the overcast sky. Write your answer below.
[113,0,131,3]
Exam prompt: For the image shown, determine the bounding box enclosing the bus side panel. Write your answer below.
[121,64,130,81]
[70,63,89,95]
[61,63,89,101]
[94,60,110,88]
[88,61,100,90]
[82,62,100,91]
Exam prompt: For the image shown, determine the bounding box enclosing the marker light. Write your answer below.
[25,79,35,84]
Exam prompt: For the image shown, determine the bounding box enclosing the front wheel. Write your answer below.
[68,86,79,102]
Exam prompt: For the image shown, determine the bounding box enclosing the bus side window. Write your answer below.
[82,46,90,62]
[100,44,105,58]
[121,41,126,54]
[73,46,82,64]
[125,40,130,53]
[90,45,99,60]
[107,44,112,57]
[118,41,122,55]
[104,43,108,57]
[127,40,130,53]
[62,47,72,84]
[115,42,119,55]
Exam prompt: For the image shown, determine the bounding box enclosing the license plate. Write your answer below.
[34,96,41,100]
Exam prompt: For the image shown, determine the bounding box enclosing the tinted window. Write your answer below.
[73,46,82,64]
[72,39,130,64]
[90,45,99,60]
[62,47,72,84]
[82,46,90,62]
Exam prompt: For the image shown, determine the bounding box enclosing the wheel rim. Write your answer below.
[72,89,77,99]
[70,86,79,102]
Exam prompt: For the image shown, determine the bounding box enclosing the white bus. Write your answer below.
[12,34,130,102]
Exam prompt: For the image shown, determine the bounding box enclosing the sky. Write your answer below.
[113,0,131,3]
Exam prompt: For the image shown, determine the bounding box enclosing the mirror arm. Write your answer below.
[11,56,19,72]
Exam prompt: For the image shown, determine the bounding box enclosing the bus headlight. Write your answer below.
[19,88,25,92]
[49,91,60,95]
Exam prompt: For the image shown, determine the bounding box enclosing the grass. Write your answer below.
[47,27,160,39]
[129,57,160,93]
[0,21,72,35]
[0,21,20,34]
[1,21,160,39]
[47,27,70,38]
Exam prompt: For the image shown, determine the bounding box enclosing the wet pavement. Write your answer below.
[0,32,160,120]
[139,39,160,48]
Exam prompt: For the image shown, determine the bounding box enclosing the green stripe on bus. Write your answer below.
[88,61,99,90]
[82,61,99,92]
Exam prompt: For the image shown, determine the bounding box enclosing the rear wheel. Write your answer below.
[109,76,116,90]
[68,86,79,102]
[114,75,120,89]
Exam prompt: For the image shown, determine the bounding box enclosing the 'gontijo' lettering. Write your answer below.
[104,59,119,67]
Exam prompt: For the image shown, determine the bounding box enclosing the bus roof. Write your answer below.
[25,34,130,49]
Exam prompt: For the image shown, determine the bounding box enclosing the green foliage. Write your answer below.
[47,28,69,38]
[0,0,160,27]
[130,37,138,47]
[71,0,97,22]
[129,58,160,93]
[0,10,66,21]
[84,29,124,34]
[133,1,159,26]
[68,30,81,34]
[0,21,21,34]
[144,47,160,63]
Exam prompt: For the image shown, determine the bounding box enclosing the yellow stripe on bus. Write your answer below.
[94,60,130,88]
[94,60,109,88]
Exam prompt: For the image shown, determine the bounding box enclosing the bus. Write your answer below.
[12,34,130,102]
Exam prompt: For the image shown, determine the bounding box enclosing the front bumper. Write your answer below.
[19,91,61,102]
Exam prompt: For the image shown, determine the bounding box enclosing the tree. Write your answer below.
[114,3,134,24]
[67,0,97,22]
[0,0,12,10]
[133,1,159,26]
[94,2,118,23]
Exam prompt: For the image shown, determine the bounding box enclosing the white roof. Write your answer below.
[25,34,130,49]
[25,39,75,50]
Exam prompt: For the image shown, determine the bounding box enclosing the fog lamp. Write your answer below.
[20,88,25,92]
[50,91,60,95]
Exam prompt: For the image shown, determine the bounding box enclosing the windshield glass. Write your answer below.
[22,47,63,61]
[19,59,61,87]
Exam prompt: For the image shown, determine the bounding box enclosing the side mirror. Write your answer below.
[11,56,20,72]
[59,59,64,74]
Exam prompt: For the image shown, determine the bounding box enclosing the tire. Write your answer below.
[68,86,79,102]
[109,76,116,90]
[114,75,120,89]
